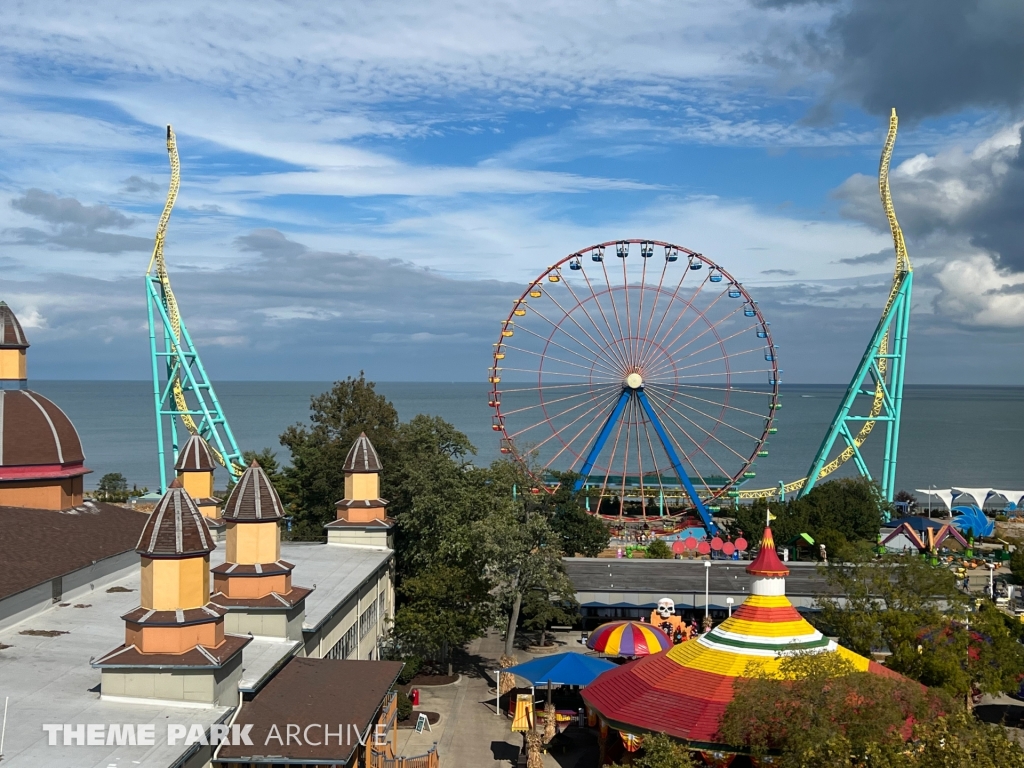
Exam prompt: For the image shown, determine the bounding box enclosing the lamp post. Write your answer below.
[987,562,995,599]
[928,484,933,519]
[704,560,711,620]
[726,597,734,618]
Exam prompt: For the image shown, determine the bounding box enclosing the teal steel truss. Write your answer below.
[147,275,243,492]
[801,270,912,502]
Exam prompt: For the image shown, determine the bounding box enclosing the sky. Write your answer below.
[1,0,1023,383]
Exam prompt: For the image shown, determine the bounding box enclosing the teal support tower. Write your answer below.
[800,108,912,503]
[147,125,243,492]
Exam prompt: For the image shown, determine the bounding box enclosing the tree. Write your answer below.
[817,553,1024,699]
[531,472,609,557]
[391,563,493,675]
[618,733,698,768]
[279,373,399,538]
[719,651,939,767]
[732,478,888,556]
[97,472,129,501]
[894,489,917,514]
[645,539,673,559]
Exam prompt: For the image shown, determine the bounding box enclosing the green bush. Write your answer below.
[395,689,413,721]
[645,539,673,559]
[398,655,423,685]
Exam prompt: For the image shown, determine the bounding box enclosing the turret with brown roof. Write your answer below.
[173,434,221,517]
[326,433,393,548]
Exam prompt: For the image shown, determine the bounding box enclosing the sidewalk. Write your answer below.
[395,630,596,767]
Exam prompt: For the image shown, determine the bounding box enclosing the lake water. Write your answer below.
[28,381,1024,499]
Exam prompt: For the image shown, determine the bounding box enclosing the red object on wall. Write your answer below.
[411,688,420,706]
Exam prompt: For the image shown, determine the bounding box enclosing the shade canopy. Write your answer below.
[587,621,672,657]
[503,652,616,687]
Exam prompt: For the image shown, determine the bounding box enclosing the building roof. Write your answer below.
[745,526,790,577]
[581,531,902,748]
[0,502,146,600]
[221,460,285,522]
[136,482,216,557]
[343,432,382,473]
[0,301,29,349]
[0,389,85,470]
[215,657,403,763]
[173,434,217,472]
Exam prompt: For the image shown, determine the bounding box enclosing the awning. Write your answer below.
[503,652,616,687]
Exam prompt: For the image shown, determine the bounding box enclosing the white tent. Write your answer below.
[952,487,994,508]
[915,488,956,512]
[992,490,1024,509]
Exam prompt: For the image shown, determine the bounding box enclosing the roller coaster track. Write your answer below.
[147,126,244,488]
[740,109,912,500]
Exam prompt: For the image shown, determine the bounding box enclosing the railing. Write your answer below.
[370,742,439,768]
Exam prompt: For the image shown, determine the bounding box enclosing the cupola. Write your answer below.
[326,433,393,548]
[0,301,29,386]
[211,461,311,640]
[174,434,220,517]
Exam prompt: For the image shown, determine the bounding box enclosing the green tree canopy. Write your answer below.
[720,651,1024,767]
[527,472,609,558]
[618,733,698,768]
[279,373,399,537]
[817,552,1024,699]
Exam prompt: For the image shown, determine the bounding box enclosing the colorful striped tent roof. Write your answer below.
[581,527,901,747]
[587,621,672,657]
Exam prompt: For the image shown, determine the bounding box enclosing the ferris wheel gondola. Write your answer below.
[490,240,779,533]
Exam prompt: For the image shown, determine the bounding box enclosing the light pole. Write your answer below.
[704,560,711,620]
[726,597,734,618]
[928,484,933,519]
[987,562,995,599]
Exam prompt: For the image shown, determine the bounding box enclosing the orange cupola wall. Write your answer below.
[0,301,91,509]
[0,301,29,384]
[174,434,221,518]
[93,482,249,706]
[123,480,225,653]
[325,433,394,548]
[211,461,311,639]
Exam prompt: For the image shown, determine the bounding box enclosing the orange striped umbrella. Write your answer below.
[587,620,671,657]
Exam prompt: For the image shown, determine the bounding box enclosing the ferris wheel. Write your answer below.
[489,240,780,532]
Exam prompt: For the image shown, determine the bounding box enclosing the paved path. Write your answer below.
[395,630,598,767]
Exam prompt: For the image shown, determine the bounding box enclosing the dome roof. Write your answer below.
[137,481,215,557]
[174,434,217,472]
[0,302,28,349]
[0,390,85,468]
[221,460,285,521]
[343,432,382,473]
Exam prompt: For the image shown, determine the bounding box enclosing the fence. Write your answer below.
[370,742,439,768]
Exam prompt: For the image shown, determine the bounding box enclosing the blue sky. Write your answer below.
[1,0,1022,383]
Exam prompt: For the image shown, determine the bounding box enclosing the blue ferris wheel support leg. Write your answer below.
[573,389,631,492]
[636,389,718,535]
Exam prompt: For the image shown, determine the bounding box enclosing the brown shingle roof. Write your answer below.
[343,432,382,473]
[215,657,403,762]
[221,460,285,521]
[0,390,85,467]
[0,302,28,349]
[136,482,215,557]
[173,434,216,472]
[0,502,146,600]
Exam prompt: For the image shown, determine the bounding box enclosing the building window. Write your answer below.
[327,622,358,660]
[359,600,378,640]
[378,590,387,619]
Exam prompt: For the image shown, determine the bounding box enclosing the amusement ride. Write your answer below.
[490,109,913,534]
[146,126,244,492]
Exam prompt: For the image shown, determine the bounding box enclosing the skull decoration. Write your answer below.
[650,597,683,636]
[655,598,676,619]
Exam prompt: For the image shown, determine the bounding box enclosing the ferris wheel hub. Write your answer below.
[625,372,644,390]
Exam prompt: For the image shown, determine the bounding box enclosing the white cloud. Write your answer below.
[934,254,1024,328]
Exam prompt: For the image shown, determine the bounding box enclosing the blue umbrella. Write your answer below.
[503,652,616,687]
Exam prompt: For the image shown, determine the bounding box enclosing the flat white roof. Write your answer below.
[0,541,392,767]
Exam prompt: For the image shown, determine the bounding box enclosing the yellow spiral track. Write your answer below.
[147,125,244,476]
[739,109,911,500]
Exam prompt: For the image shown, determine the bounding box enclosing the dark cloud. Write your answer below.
[836,249,891,266]
[121,175,160,194]
[760,0,1024,120]
[7,189,150,253]
[761,268,797,276]
[833,124,1024,272]
[234,229,308,260]
[12,189,135,229]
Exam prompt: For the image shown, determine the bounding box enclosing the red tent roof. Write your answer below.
[745,526,789,577]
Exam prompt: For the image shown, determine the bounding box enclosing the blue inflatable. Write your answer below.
[950,505,994,538]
